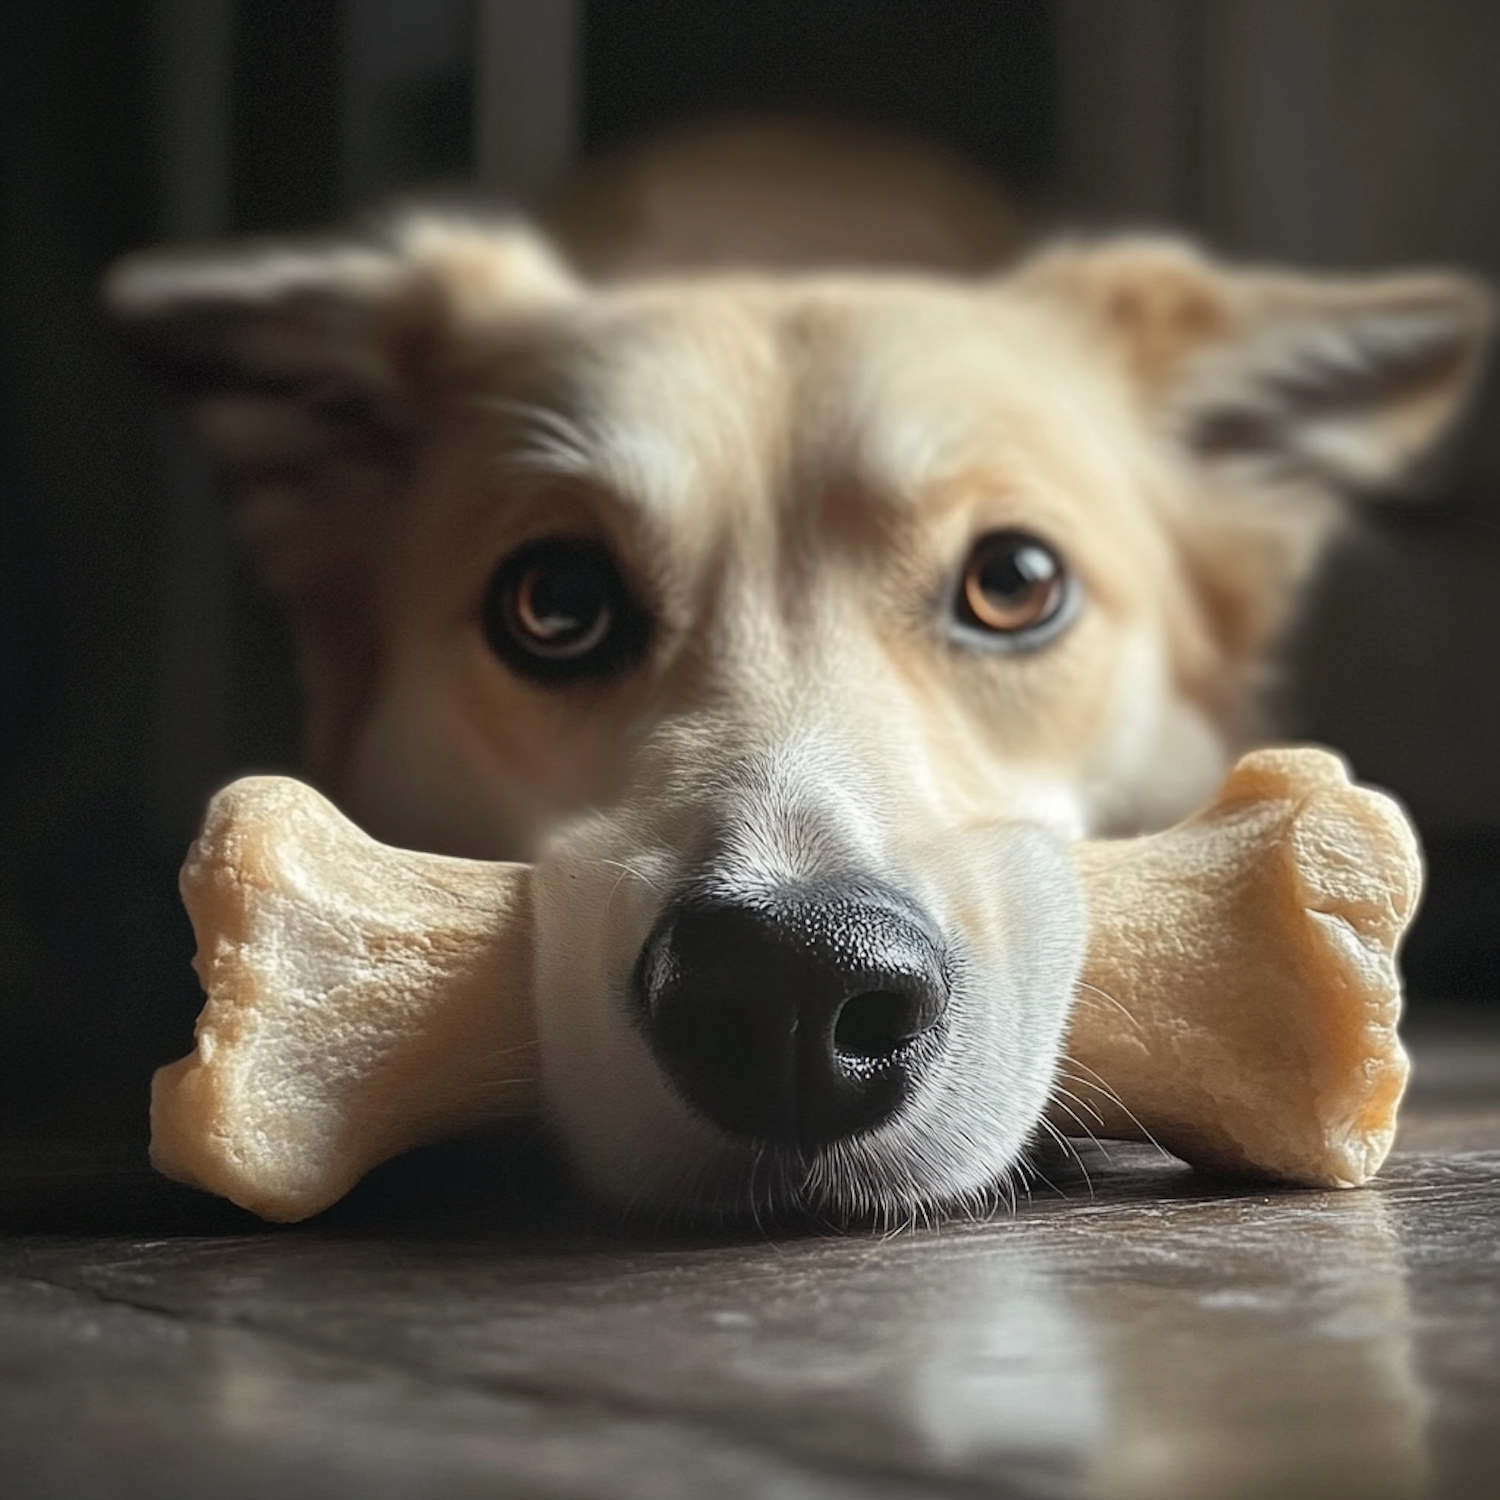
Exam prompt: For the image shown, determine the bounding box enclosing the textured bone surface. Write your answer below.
[1065,748,1419,1189]
[152,777,537,1221]
[152,748,1418,1221]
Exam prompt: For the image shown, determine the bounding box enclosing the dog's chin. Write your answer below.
[542,1034,1069,1229]
[586,1095,1059,1231]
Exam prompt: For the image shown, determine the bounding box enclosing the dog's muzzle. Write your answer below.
[632,882,951,1151]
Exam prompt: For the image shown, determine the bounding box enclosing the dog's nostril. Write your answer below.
[833,989,930,1062]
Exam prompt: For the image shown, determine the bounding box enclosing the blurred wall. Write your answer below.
[2,0,188,1133]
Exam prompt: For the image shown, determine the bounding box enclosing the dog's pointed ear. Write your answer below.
[1015,236,1495,496]
[104,213,579,596]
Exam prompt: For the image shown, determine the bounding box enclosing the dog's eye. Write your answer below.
[485,540,646,681]
[954,531,1073,645]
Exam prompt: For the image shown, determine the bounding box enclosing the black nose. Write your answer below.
[633,884,950,1150]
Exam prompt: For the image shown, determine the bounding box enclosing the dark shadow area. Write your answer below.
[0,1127,1261,1247]
[1405,831,1500,1004]
[580,0,1058,188]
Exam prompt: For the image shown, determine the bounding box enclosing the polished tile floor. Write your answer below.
[2,1012,1498,1500]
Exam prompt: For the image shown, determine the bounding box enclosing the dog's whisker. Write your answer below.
[1057,1053,1130,1101]
[1057,1053,1174,1164]
[592,856,663,922]
[1021,1149,1073,1203]
[1039,1087,1111,1169]
[1036,1105,1093,1160]
[1048,1082,1107,1129]
[595,856,664,893]
[1043,1093,1112,1160]
[747,1143,775,1245]
[1037,1114,1097,1200]
[1074,978,1142,1031]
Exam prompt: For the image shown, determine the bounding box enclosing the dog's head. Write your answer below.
[109,217,1492,1220]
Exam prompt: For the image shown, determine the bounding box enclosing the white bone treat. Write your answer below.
[152,748,1419,1221]
[1061,747,1419,1190]
[151,777,538,1221]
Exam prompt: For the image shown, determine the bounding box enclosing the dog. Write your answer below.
[107,139,1493,1224]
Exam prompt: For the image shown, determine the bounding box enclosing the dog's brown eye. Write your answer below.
[485,540,647,682]
[512,558,612,656]
[955,531,1074,646]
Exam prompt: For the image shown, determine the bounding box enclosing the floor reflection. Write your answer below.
[1085,1192,1426,1500]
[858,1186,1425,1498]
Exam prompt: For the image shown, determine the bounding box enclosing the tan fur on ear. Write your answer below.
[105,211,578,390]
[1016,235,1495,495]
[1012,237,1237,392]
[381,213,580,337]
[1012,236,1494,739]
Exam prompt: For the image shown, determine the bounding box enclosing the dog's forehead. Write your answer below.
[498,278,1119,519]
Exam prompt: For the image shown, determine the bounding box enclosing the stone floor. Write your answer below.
[2,1011,1499,1500]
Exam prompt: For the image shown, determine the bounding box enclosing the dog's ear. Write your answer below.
[1016,236,1495,497]
[105,212,579,598]
[1015,236,1494,721]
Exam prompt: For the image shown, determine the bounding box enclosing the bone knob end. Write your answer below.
[151,776,538,1221]
[1063,748,1419,1188]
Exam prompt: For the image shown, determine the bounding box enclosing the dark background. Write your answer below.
[3,0,1498,1139]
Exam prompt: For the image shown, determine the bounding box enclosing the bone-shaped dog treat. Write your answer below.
[152,748,1417,1221]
